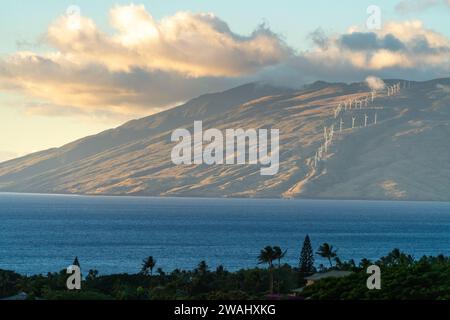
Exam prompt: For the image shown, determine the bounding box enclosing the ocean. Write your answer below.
[0,193,449,275]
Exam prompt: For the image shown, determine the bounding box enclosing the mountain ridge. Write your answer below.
[1,78,449,201]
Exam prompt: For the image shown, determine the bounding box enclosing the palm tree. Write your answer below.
[316,243,338,268]
[258,246,277,294]
[381,248,414,266]
[273,246,287,268]
[258,246,276,268]
[141,256,156,275]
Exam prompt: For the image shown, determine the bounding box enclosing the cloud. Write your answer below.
[395,0,442,13]
[340,33,405,52]
[0,4,289,118]
[365,76,386,90]
[1,5,450,119]
[255,20,450,88]
[0,52,237,117]
[45,4,290,77]
[298,20,450,75]
[308,28,330,50]
[437,83,450,93]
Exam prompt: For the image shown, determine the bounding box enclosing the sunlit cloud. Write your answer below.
[0,53,238,117]
[365,76,386,90]
[0,4,290,118]
[297,20,450,75]
[45,4,291,77]
[1,4,450,119]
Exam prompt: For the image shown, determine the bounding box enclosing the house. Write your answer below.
[304,270,353,286]
[290,270,352,297]
[1,291,45,300]
[1,292,29,300]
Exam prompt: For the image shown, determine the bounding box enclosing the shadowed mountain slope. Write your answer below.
[1,79,449,201]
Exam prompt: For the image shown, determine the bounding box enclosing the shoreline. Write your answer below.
[1,191,450,204]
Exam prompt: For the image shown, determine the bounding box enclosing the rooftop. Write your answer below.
[304,270,352,281]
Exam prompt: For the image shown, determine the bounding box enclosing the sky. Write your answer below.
[0,0,450,161]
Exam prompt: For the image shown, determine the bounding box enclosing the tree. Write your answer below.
[72,257,82,279]
[359,258,372,269]
[316,243,338,268]
[258,246,276,268]
[258,246,277,294]
[272,246,287,294]
[72,257,80,267]
[216,265,226,278]
[156,268,165,276]
[197,261,209,276]
[273,246,287,268]
[299,235,315,274]
[156,268,166,284]
[86,269,98,281]
[141,256,156,276]
[379,248,414,267]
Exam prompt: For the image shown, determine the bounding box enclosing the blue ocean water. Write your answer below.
[0,193,449,275]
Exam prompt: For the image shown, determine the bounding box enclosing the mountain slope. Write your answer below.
[0,79,449,201]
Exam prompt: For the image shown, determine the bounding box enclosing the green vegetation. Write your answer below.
[316,243,338,268]
[298,235,315,285]
[1,242,449,300]
[302,254,450,300]
[141,256,157,276]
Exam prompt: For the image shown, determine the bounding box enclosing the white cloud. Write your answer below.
[299,20,450,73]
[1,5,450,119]
[366,76,386,90]
[255,20,450,87]
[45,4,290,77]
[0,4,290,118]
[0,53,238,117]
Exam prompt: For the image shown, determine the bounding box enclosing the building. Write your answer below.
[0,292,29,300]
[304,270,353,286]
[290,270,353,297]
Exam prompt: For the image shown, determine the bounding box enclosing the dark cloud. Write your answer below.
[409,36,450,54]
[340,32,405,52]
[308,28,330,50]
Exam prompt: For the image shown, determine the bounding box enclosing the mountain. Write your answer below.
[0,79,449,201]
